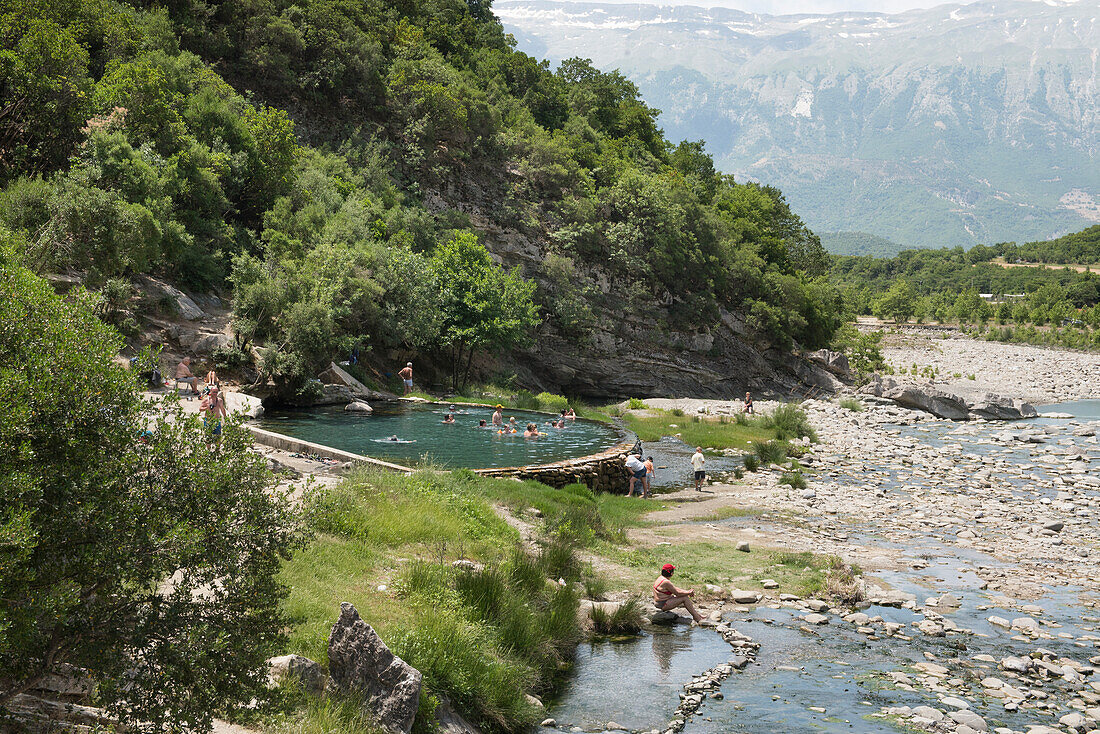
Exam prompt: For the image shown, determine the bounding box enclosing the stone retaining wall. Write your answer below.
[245,426,414,473]
[474,440,639,493]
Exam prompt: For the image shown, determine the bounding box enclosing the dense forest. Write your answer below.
[0,0,839,398]
[831,226,1100,349]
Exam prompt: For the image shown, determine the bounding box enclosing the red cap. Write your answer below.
[661,563,675,573]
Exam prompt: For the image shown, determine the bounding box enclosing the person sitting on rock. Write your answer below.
[742,391,754,414]
[652,564,703,623]
[175,357,201,396]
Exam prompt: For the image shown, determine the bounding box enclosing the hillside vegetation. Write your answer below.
[0,0,839,399]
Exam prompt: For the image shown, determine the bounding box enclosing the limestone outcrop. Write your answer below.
[328,602,422,734]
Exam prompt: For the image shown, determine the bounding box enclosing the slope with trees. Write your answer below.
[0,0,841,400]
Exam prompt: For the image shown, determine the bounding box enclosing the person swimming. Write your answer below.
[442,414,455,424]
[523,423,540,437]
[478,419,487,427]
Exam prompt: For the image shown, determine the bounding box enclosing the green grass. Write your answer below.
[601,542,840,599]
[838,397,863,412]
[753,440,787,465]
[589,597,645,635]
[757,403,817,442]
[621,410,776,451]
[690,505,761,522]
[279,468,639,733]
[779,471,808,490]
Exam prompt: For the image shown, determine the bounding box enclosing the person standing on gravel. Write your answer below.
[625,453,647,497]
[691,447,705,491]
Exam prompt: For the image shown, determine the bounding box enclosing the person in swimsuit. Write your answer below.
[565,408,576,420]
[652,564,703,623]
[200,386,228,442]
[492,405,504,426]
[442,413,455,424]
[644,456,655,497]
[399,362,414,394]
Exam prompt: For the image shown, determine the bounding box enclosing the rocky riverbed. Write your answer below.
[546,336,1100,734]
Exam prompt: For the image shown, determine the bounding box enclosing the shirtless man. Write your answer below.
[175,357,201,395]
[398,362,414,394]
[652,564,703,623]
[492,405,504,426]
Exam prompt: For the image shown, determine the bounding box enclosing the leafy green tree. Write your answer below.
[873,279,916,323]
[0,240,301,729]
[432,232,539,389]
[0,18,92,180]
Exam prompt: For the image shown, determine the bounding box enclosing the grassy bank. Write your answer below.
[620,402,816,451]
[277,468,647,733]
[272,420,834,733]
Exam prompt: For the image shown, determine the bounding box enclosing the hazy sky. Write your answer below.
[523,0,1077,14]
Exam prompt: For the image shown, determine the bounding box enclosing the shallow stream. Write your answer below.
[543,401,1100,734]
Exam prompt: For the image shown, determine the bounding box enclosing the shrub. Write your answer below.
[536,392,569,412]
[537,536,582,582]
[779,471,807,489]
[825,563,865,606]
[589,597,644,635]
[753,440,787,465]
[627,397,647,410]
[512,389,540,410]
[760,403,816,441]
[838,397,863,412]
[732,467,744,479]
[213,345,252,372]
[734,412,749,425]
[582,572,609,601]
[670,407,685,416]
[742,454,760,472]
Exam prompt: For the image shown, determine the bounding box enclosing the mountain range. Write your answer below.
[497,0,1100,253]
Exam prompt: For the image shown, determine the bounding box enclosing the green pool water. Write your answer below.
[258,402,623,469]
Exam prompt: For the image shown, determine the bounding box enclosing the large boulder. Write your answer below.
[809,349,852,380]
[319,362,397,400]
[268,654,326,695]
[968,393,1024,421]
[226,391,264,419]
[328,602,422,734]
[860,376,969,420]
[138,275,206,321]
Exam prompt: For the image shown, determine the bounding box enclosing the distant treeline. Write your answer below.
[830,225,1100,350]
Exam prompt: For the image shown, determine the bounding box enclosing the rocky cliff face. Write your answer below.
[497,0,1100,251]
[425,184,840,400]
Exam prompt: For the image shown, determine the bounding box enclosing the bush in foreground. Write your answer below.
[0,243,302,729]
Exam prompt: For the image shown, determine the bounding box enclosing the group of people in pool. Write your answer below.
[440,404,577,438]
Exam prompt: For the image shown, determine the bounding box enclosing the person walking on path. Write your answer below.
[652,564,704,623]
[691,447,705,491]
[398,362,414,394]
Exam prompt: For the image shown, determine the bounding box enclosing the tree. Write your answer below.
[873,279,916,324]
[0,240,301,730]
[431,232,539,390]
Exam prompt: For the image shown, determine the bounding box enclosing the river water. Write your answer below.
[543,401,1100,734]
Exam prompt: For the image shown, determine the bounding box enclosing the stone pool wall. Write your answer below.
[474,440,639,493]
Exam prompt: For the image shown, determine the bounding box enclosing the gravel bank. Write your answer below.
[879,329,1100,405]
